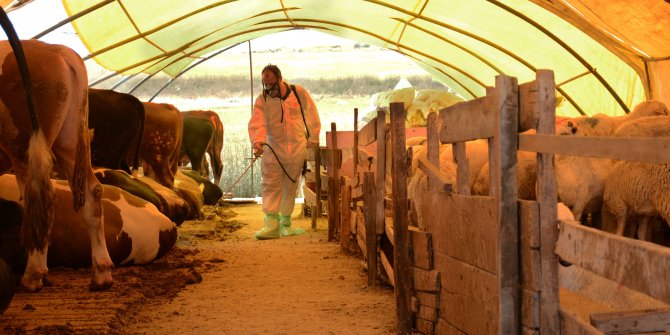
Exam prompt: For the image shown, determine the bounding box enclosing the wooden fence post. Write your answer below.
[493,75,520,334]
[390,102,412,334]
[376,108,386,235]
[353,108,359,187]
[363,172,377,287]
[427,112,441,192]
[314,142,322,222]
[535,70,560,333]
[340,179,351,250]
[328,122,340,242]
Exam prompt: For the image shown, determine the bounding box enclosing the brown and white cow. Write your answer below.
[0,174,177,267]
[182,110,224,184]
[138,102,183,188]
[94,168,190,225]
[174,170,205,220]
[0,40,113,291]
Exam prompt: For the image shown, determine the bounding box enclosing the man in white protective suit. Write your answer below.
[248,64,321,240]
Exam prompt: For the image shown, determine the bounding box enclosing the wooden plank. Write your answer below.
[327,177,338,241]
[416,291,439,309]
[436,318,467,335]
[590,308,670,335]
[314,144,322,219]
[349,209,358,234]
[518,134,670,163]
[363,172,377,287]
[340,182,351,250]
[390,101,412,335]
[560,306,604,335]
[436,251,498,334]
[320,172,329,192]
[385,218,394,246]
[359,115,378,147]
[453,142,471,195]
[356,226,367,255]
[427,112,442,192]
[422,192,497,274]
[303,184,316,207]
[415,317,435,335]
[353,107,359,186]
[411,229,432,270]
[522,288,541,329]
[534,69,561,334]
[417,156,453,194]
[380,248,395,287]
[520,245,541,292]
[556,221,670,305]
[494,74,520,335]
[488,137,496,197]
[519,200,540,249]
[418,304,438,322]
[519,80,539,132]
[439,96,494,143]
[413,267,440,293]
[320,148,343,169]
[375,108,387,238]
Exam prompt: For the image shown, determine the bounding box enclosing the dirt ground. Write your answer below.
[0,202,396,335]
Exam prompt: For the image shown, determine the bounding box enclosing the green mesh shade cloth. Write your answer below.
[60,0,670,117]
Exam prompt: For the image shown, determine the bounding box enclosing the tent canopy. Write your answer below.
[52,0,670,117]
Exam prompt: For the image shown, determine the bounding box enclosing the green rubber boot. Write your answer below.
[279,215,305,237]
[255,213,280,240]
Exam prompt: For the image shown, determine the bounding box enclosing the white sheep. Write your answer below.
[555,155,614,222]
[601,115,670,240]
[556,100,668,136]
[472,153,613,222]
[602,161,670,240]
[471,151,538,200]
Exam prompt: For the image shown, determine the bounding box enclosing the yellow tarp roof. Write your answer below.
[58,0,670,117]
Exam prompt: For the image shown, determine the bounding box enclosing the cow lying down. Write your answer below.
[0,174,177,268]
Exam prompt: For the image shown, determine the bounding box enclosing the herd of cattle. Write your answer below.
[0,39,226,307]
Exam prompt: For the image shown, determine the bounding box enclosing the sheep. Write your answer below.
[602,161,670,240]
[472,153,613,223]
[471,151,538,200]
[556,100,668,136]
[555,156,614,222]
[557,202,576,223]
[600,115,670,240]
[407,144,456,228]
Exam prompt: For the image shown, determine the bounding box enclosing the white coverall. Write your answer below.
[248,83,321,216]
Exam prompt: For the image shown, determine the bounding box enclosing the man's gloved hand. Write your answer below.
[253,142,264,157]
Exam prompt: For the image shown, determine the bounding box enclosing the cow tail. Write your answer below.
[22,132,55,251]
[131,99,146,178]
[0,10,55,251]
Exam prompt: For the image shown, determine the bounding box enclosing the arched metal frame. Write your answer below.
[29,0,635,112]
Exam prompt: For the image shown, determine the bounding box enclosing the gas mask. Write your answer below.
[264,82,281,99]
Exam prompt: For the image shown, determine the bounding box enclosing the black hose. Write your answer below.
[260,143,299,183]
